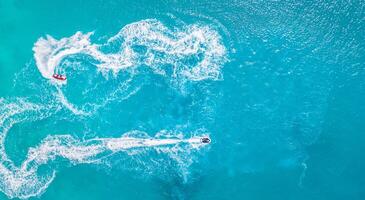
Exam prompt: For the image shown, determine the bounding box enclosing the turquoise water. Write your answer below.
[1,0,365,199]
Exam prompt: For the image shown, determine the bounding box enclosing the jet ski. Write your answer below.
[200,137,211,144]
[52,74,66,81]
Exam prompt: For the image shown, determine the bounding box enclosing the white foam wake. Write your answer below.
[0,99,209,199]
[32,19,227,116]
[33,19,227,82]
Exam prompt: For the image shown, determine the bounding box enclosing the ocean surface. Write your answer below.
[0,0,364,199]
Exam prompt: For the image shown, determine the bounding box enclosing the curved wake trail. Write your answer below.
[0,19,224,199]
[0,99,210,199]
[33,19,227,82]
[32,19,227,115]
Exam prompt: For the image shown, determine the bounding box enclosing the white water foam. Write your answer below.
[0,19,219,198]
[53,76,141,116]
[0,99,209,199]
[32,19,227,115]
[33,19,227,82]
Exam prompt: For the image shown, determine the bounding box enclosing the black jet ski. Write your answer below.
[200,137,211,144]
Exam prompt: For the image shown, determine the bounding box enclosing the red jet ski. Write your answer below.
[52,74,67,81]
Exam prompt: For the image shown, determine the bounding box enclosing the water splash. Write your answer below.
[0,99,210,199]
[33,19,227,82]
[0,19,224,199]
[32,19,227,115]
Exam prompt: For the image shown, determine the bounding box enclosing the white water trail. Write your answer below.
[0,19,221,199]
[54,87,89,116]
[0,99,209,199]
[33,19,227,82]
[32,19,227,115]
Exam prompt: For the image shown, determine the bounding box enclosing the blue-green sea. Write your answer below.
[0,0,364,199]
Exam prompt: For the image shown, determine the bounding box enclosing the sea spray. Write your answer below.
[32,19,227,115]
[33,19,227,82]
[0,99,210,199]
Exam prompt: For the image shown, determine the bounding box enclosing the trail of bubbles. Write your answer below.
[0,18,221,199]
[0,99,210,199]
[33,19,227,82]
[31,19,228,116]
[53,76,141,116]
